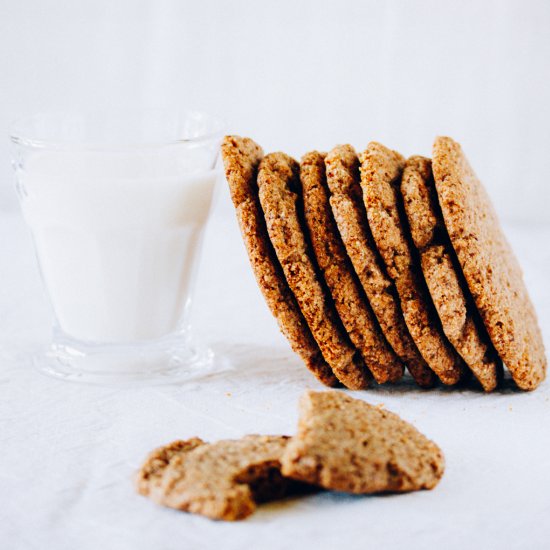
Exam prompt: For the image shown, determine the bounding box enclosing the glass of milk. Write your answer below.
[11,110,224,384]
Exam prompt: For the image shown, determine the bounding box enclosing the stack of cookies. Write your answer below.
[221,136,547,391]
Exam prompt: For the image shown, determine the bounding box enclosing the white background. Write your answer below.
[1,2,550,549]
[1,0,550,223]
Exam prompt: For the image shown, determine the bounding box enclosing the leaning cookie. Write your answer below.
[325,145,435,388]
[432,137,547,390]
[281,391,445,493]
[401,156,503,391]
[300,151,404,384]
[359,142,465,385]
[222,137,338,387]
[257,152,371,390]
[137,435,299,521]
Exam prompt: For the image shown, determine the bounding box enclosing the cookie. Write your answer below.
[281,390,445,493]
[257,152,371,390]
[432,137,547,390]
[300,151,403,384]
[137,435,297,521]
[359,142,465,385]
[221,136,338,387]
[401,155,502,391]
[325,145,435,388]
[136,438,206,497]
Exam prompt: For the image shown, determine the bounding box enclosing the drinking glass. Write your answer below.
[11,109,225,384]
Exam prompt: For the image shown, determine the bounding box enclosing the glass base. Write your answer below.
[33,331,231,386]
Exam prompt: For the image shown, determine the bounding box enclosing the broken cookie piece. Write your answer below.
[136,435,303,521]
[136,438,206,497]
[281,390,444,493]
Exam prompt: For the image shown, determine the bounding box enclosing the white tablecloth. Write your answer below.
[1,191,550,549]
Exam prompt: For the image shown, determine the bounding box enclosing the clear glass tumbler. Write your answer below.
[11,109,224,385]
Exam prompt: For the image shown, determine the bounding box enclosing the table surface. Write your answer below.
[2,186,550,550]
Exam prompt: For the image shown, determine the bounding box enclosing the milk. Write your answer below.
[18,147,216,343]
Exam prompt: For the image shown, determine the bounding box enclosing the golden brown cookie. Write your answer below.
[432,136,547,390]
[325,145,435,388]
[137,435,297,521]
[281,391,445,493]
[401,155,502,391]
[300,150,403,384]
[359,142,465,385]
[136,438,206,498]
[257,152,371,390]
[221,136,338,387]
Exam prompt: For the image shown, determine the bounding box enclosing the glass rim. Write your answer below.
[9,108,226,151]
